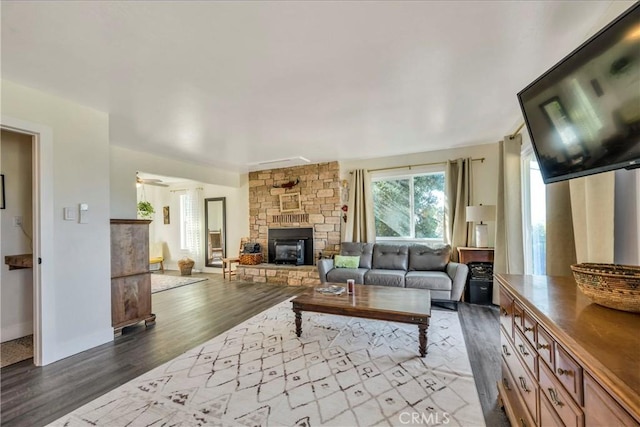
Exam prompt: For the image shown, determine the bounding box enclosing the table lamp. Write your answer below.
[466,204,496,248]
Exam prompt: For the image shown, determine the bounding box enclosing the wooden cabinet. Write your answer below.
[496,274,640,427]
[457,247,494,264]
[110,219,155,336]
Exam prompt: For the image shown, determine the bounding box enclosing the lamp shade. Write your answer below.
[466,205,496,223]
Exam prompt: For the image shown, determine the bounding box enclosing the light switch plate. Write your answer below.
[64,207,75,221]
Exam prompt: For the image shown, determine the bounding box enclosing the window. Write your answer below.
[372,169,445,241]
[522,150,546,274]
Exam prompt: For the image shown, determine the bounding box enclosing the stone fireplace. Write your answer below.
[239,161,343,285]
[248,161,342,262]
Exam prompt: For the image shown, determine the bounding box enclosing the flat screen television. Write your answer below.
[518,3,640,184]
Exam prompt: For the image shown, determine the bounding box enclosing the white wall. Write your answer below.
[110,146,242,219]
[0,130,34,342]
[340,142,499,246]
[1,80,112,364]
[113,145,249,271]
[139,182,248,272]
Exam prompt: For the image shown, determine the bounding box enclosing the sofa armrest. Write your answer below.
[318,259,334,283]
[446,262,469,302]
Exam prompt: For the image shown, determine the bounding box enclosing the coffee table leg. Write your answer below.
[418,323,428,357]
[294,309,302,337]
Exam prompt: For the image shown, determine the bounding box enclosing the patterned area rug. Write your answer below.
[50,301,485,426]
[1,335,33,368]
[150,274,208,294]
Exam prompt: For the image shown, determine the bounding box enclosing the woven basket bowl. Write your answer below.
[570,263,640,313]
[239,253,263,265]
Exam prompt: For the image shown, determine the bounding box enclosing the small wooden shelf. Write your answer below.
[4,254,33,270]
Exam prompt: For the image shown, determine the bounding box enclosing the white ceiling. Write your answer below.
[1,1,621,172]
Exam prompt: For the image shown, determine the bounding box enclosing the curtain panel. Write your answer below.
[494,134,524,302]
[546,173,615,275]
[344,169,376,243]
[185,187,204,271]
[444,158,473,262]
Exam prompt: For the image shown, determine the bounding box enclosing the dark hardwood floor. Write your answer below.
[1,272,508,426]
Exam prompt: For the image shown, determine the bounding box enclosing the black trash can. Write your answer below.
[465,262,493,305]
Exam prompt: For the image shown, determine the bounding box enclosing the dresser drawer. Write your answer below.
[540,389,564,427]
[513,301,525,332]
[555,344,583,405]
[584,372,639,427]
[500,288,514,338]
[501,362,536,427]
[505,342,538,424]
[514,328,537,380]
[535,324,554,368]
[522,311,536,346]
[539,361,584,427]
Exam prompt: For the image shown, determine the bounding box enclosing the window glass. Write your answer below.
[522,150,547,275]
[372,170,445,241]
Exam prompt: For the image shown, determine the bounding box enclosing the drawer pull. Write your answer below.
[524,326,534,332]
[519,418,526,427]
[557,368,573,377]
[501,308,508,316]
[502,378,511,391]
[536,343,550,350]
[519,376,530,393]
[518,344,529,356]
[514,313,521,318]
[502,345,511,356]
[548,388,564,407]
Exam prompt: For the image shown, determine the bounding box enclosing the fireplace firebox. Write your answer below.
[268,228,314,265]
[273,239,305,265]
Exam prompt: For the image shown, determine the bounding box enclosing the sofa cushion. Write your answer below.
[405,271,452,291]
[327,268,368,284]
[334,255,360,268]
[340,242,374,269]
[364,269,406,287]
[371,244,409,270]
[408,245,451,271]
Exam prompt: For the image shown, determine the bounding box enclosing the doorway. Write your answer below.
[0,129,35,366]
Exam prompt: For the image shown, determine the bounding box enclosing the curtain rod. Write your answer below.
[169,187,203,193]
[352,157,485,174]
[510,122,525,138]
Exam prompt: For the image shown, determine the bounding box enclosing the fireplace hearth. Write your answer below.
[268,228,314,266]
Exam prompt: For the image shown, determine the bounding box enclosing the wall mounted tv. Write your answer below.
[518,3,640,184]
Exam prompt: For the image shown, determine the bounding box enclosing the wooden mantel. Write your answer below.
[4,254,33,270]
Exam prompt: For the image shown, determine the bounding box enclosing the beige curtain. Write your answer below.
[547,173,615,274]
[344,169,376,243]
[445,158,473,262]
[494,134,524,301]
[545,181,577,276]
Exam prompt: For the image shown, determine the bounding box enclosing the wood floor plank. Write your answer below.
[1,272,508,426]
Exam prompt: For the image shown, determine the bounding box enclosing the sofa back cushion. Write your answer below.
[408,244,451,271]
[372,244,409,270]
[340,242,374,269]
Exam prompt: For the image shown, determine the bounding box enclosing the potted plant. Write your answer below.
[137,201,155,219]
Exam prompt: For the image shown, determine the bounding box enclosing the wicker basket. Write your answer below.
[178,258,195,276]
[570,263,640,313]
[239,253,263,265]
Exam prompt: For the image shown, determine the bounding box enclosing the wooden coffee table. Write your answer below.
[292,284,431,357]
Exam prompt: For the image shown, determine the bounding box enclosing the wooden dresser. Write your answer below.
[110,219,156,336]
[497,274,640,427]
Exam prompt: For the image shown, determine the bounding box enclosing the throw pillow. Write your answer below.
[334,255,360,269]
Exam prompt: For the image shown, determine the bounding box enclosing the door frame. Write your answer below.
[2,115,54,366]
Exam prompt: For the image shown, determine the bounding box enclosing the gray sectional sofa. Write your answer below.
[318,242,469,308]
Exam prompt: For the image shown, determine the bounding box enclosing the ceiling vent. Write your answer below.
[248,156,311,171]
